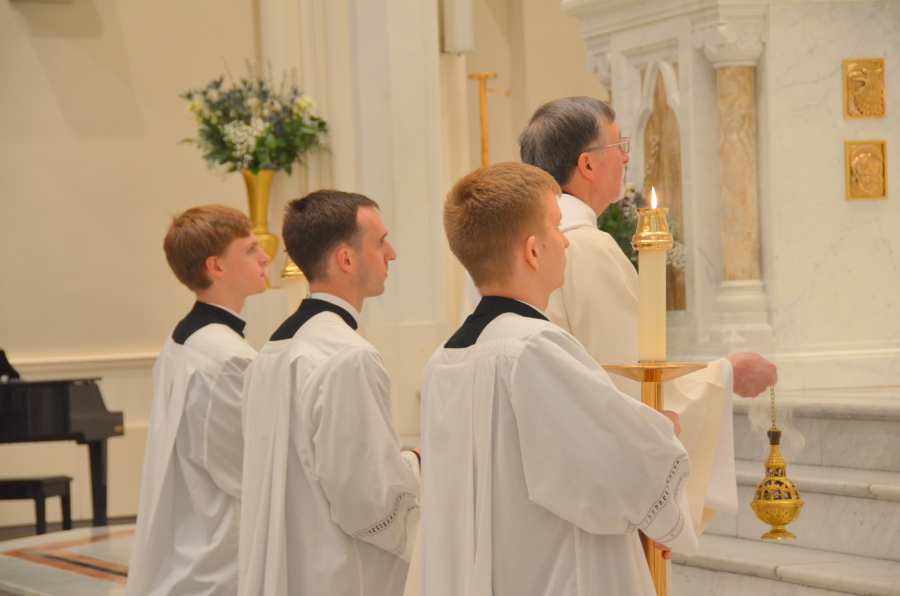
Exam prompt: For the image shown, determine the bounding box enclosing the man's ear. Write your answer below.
[204,255,224,281]
[575,152,595,181]
[523,235,540,272]
[333,245,355,275]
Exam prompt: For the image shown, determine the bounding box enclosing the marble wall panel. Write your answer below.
[765,2,900,349]
[733,414,823,467]
[705,509,739,537]
[819,418,900,473]
[735,411,900,473]
[733,485,900,561]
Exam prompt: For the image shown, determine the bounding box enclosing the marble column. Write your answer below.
[717,65,760,281]
[693,21,774,345]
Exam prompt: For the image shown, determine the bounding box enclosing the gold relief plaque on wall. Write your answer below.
[845,141,887,200]
[843,59,885,118]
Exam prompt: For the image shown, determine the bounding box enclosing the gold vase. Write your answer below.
[240,170,279,267]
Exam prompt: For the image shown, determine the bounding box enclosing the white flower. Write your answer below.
[207,89,220,102]
[222,117,270,169]
[667,241,687,271]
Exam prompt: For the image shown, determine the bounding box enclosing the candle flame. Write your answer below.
[651,187,658,209]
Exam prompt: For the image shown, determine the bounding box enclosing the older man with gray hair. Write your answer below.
[462,97,777,535]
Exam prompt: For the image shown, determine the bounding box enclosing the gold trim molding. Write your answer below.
[845,141,887,200]
[843,59,885,118]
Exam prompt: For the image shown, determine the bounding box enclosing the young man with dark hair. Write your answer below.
[240,190,421,596]
[422,162,698,596]
[128,205,269,596]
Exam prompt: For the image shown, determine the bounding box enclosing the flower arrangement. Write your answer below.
[181,61,327,174]
[597,182,686,271]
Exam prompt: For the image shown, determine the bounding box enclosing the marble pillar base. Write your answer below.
[705,280,775,346]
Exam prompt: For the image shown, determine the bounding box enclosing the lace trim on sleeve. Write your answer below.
[625,453,690,538]
[351,492,419,555]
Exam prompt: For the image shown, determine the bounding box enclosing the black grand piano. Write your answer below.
[0,350,124,526]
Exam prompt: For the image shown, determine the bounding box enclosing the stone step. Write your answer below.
[706,459,900,561]
[732,392,900,473]
[673,534,900,596]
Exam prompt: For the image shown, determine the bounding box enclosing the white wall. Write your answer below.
[0,0,625,527]
[760,1,900,388]
[0,0,257,525]
[466,0,609,169]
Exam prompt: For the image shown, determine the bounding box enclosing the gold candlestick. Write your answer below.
[602,197,705,596]
[603,363,706,596]
[467,73,510,166]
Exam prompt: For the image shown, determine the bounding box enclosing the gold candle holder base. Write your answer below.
[603,361,707,596]
[281,255,306,280]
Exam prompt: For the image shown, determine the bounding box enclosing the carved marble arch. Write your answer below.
[635,60,686,311]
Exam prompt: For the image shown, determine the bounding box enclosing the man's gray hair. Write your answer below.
[518,97,616,187]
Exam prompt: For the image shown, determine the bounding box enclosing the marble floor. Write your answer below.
[0,526,133,596]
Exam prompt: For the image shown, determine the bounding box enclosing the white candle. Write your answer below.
[638,188,667,362]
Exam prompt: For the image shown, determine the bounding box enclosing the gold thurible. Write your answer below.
[751,386,803,539]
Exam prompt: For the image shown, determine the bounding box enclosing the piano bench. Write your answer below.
[0,476,73,535]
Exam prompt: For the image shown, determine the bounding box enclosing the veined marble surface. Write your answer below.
[674,534,900,596]
[571,0,900,389]
[733,392,900,473]
[0,526,132,596]
[672,535,900,596]
[762,3,900,353]
[708,481,900,562]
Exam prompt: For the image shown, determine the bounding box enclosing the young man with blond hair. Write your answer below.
[421,162,698,596]
[239,190,421,596]
[460,97,778,534]
[128,205,270,596]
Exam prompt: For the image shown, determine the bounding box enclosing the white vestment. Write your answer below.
[461,193,738,531]
[128,302,256,596]
[239,293,421,596]
[422,296,698,596]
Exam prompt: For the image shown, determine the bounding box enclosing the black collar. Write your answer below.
[444,296,547,349]
[172,301,246,345]
[270,298,358,341]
